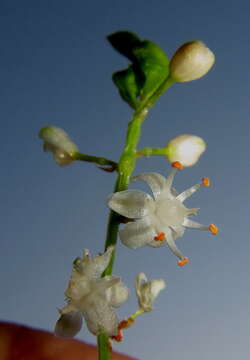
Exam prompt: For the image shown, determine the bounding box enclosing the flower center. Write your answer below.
[155,198,186,227]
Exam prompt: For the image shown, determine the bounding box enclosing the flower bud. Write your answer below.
[165,134,206,167]
[170,41,215,82]
[135,273,166,312]
[39,126,78,166]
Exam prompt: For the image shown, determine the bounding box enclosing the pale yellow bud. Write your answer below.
[165,134,206,167]
[170,41,215,82]
[39,126,78,166]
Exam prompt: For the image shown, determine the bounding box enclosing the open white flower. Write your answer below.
[108,169,218,266]
[55,246,129,338]
[135,273,166,312]
[39,126,78,166]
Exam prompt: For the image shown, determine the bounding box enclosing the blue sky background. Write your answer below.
[1,1,250,359]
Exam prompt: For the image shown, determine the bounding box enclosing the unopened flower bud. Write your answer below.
[165,134,206,167]
[39,126,78,166]
[170,41,215,82]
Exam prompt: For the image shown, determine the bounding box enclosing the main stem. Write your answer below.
[97,76,174,360]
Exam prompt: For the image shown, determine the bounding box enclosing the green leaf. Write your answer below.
[108,31,170,107]
[112,66,143,109]
[107,31,141,61]
[133,40,170,102]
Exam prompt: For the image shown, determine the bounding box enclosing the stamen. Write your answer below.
[171,161,184,169]
[202,177,210,187]
[130,308,145,320]
[111,329,123,342]
[118,317,135,330]
[209,224,218,235]
[178,257,189,267]
[154,232,166,241]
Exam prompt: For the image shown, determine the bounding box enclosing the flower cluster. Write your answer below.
[108,168,218,266]
[55,247,129,337]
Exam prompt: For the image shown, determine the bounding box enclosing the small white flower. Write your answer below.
[135,273,166,312]
[170,40,215,82]
[108,169,218,266]
[165,134,206,167]
[39,126,78,166]
[55,247,129,338]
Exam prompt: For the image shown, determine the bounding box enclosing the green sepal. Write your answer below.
[112,65,143,109]
[108,31,170,107]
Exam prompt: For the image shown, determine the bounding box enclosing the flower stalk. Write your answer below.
[75,152,117,170]
[98,75,174,359]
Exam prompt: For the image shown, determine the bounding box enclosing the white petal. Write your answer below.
[82,294,119,336]
[132,173,167,200]
[74,246,114,280]
[54,311,82,338]
[105,277,129,307]
[120,217,156,248]
[108,190,154,219]
[87,246,114,278]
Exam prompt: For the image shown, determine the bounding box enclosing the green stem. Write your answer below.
[98,334,110,360]
[97,75,175,360]
[136,147,167,157]
[75,152,117,169]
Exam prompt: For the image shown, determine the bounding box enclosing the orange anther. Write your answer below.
[111,329,123,342]
[178,257,189,267]
[154,232,166,241]
[172,161,184,169]
[209,224,218,235]
[202,177,210,187]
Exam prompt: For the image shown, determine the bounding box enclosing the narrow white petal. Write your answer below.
[183,218,209,230]
[176,183,201,202]
[54,311,82,338]
[132,173,167,200]
[120,217,155,248]
[108,190,154,218]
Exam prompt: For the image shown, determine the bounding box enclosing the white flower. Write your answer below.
[135,273,166,312]
[170,40,215,82]
[165,134,206,167]
[39,126,78,166]
[108,169,218,266]
[55,247,129,338]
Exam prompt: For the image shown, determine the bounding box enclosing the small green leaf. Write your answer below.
[133,41,170,102]
[112,66,143,109]
[108,31,170,107]
[107,31,141,61]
